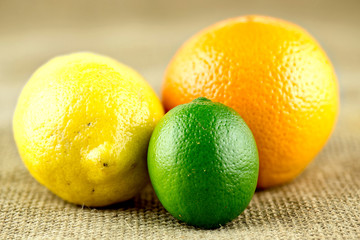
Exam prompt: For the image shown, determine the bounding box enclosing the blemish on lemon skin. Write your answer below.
[103,163,108,167]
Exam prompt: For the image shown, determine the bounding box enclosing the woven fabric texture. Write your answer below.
[1,1,360,238]
[0,126,359,239]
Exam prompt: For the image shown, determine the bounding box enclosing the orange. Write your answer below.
[162,15,339,188]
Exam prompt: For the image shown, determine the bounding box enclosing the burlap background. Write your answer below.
[1,0,359,239]
[1,127,360,239]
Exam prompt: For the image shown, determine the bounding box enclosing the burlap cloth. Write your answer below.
[1,124,359,239]
[1,0,360,238]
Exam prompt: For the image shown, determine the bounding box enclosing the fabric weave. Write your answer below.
[0,127,359,239]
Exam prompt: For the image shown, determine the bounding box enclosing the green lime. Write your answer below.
[147,97,259,229]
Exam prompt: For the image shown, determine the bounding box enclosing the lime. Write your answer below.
[148,97,259,228]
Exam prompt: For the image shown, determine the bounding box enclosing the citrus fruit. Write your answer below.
[13,52,164,207]
[148,97,259,229]
[162,15,339,188]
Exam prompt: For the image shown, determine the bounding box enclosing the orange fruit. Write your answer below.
[162,15,339,188]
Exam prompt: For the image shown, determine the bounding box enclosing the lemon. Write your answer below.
[148,98,259,228]
[13,52,164,207]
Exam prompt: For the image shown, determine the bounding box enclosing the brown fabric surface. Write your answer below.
[1,126,359,239]
[1,0,360,239]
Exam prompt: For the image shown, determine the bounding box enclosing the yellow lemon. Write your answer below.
[13,52,164,207]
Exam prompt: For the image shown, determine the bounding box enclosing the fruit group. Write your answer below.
[162,15,339,188]
[13,52,164,207]
[148,97,259,229]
